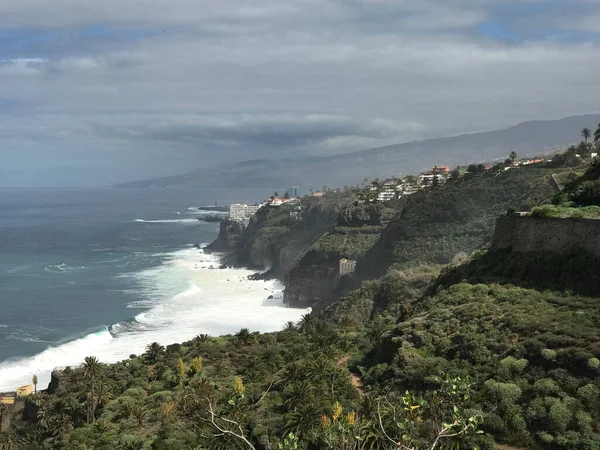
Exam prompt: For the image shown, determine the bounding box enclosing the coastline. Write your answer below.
[0,247,310,392]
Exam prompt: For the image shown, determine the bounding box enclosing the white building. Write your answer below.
[229,204,261,224]
[377,188,396,202]
[339,258,357,276]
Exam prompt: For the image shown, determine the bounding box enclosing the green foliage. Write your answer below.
[531,204,600,219]
[358,166,564,277]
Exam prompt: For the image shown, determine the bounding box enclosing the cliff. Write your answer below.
[284,201,405,308]
[356,167,564,279]
[204,218,245,253]
[491,215,600,256]
[211,195,354,280]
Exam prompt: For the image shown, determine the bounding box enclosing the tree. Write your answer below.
[193,333,211,348]
[284,191,290,200]
[578,141,591,158]
[274,191,279,197]
[297,314,315,334]
[122,436,145,450]
[235,328,253,345]
[32,374,38,395]
[83,356,102,423]
[282,321,297,332]
[509,151,517,163]
[595,123,600,146]
[582,127,591,144]
[144,342,165,364]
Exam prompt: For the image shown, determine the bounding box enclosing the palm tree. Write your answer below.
[282,321,297,332]
[582,127,592,144]
[119,401,135,420]
[235,328,253,346]
[94,383,113,409]
[297,314,315,334]
[283,380,313,411]
[595,123,600,146]
[122,436,144,450]
[283,404,320,437]
[65,396,86,427]
[278,363,305,386]
[306,354,333,380]
[83,356,102,423]
[32,374,38,395]
[132,406,148,428]
[193,333,211,348]
[211,360,230,377]
[49,413,73,437]
[144,342,165,364]
[509,151,517,163]
[0,431,22,450]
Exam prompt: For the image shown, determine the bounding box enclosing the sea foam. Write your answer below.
[0,249,309,392]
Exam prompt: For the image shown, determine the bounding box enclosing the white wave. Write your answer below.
[0,248,310,392]
[44,263,86,273]
[134,219,199,224]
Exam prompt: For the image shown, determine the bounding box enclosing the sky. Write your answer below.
[1,0,600,186]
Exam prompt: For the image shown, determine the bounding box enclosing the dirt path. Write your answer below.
[337,355,364,395]
[496,444,527,450]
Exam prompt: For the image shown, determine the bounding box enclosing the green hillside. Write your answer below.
[357,166,564,279]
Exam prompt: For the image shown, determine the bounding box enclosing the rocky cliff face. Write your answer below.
[204,219,245,253]
[283,254,340,308]
[225,195,353,279]
[356,167,562,279]
[492,215,600,256]
[283,202,401,308]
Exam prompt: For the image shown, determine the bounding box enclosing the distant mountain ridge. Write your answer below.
[117,113,600,189]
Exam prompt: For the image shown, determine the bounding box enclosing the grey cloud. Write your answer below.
[92,114,405,159]
[2,0,600,186]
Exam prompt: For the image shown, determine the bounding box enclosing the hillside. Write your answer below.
[356,165,567,279]
[209,194,354,281]
[6,217,600,449]
[116,114,600,190]
[284,200,405,308]
[6,152,600,449]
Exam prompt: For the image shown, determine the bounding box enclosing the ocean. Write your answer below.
[0,187,310,392]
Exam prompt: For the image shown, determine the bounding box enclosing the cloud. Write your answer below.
[1,0,600,185]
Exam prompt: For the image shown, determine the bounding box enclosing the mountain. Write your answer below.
[117,114,600,189]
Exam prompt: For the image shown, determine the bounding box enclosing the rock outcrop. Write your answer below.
[204,219,245,253]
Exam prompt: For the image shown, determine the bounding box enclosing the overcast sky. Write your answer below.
[1,0,600,186]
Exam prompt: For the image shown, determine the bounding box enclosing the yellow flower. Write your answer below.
[332,401,343,421]
[321,413,331,429]
[161,401,175,418]
[234,377,245,397]
[177,358,186,380]
[190,356,203,373]
[346,411,356,425]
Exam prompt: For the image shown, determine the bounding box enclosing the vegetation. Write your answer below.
[1,327,483,450]
[7,128,600,449]
[357,166,565,279]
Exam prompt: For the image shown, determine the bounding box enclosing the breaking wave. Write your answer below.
[134,219,199,224]
[0,248,310,391]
